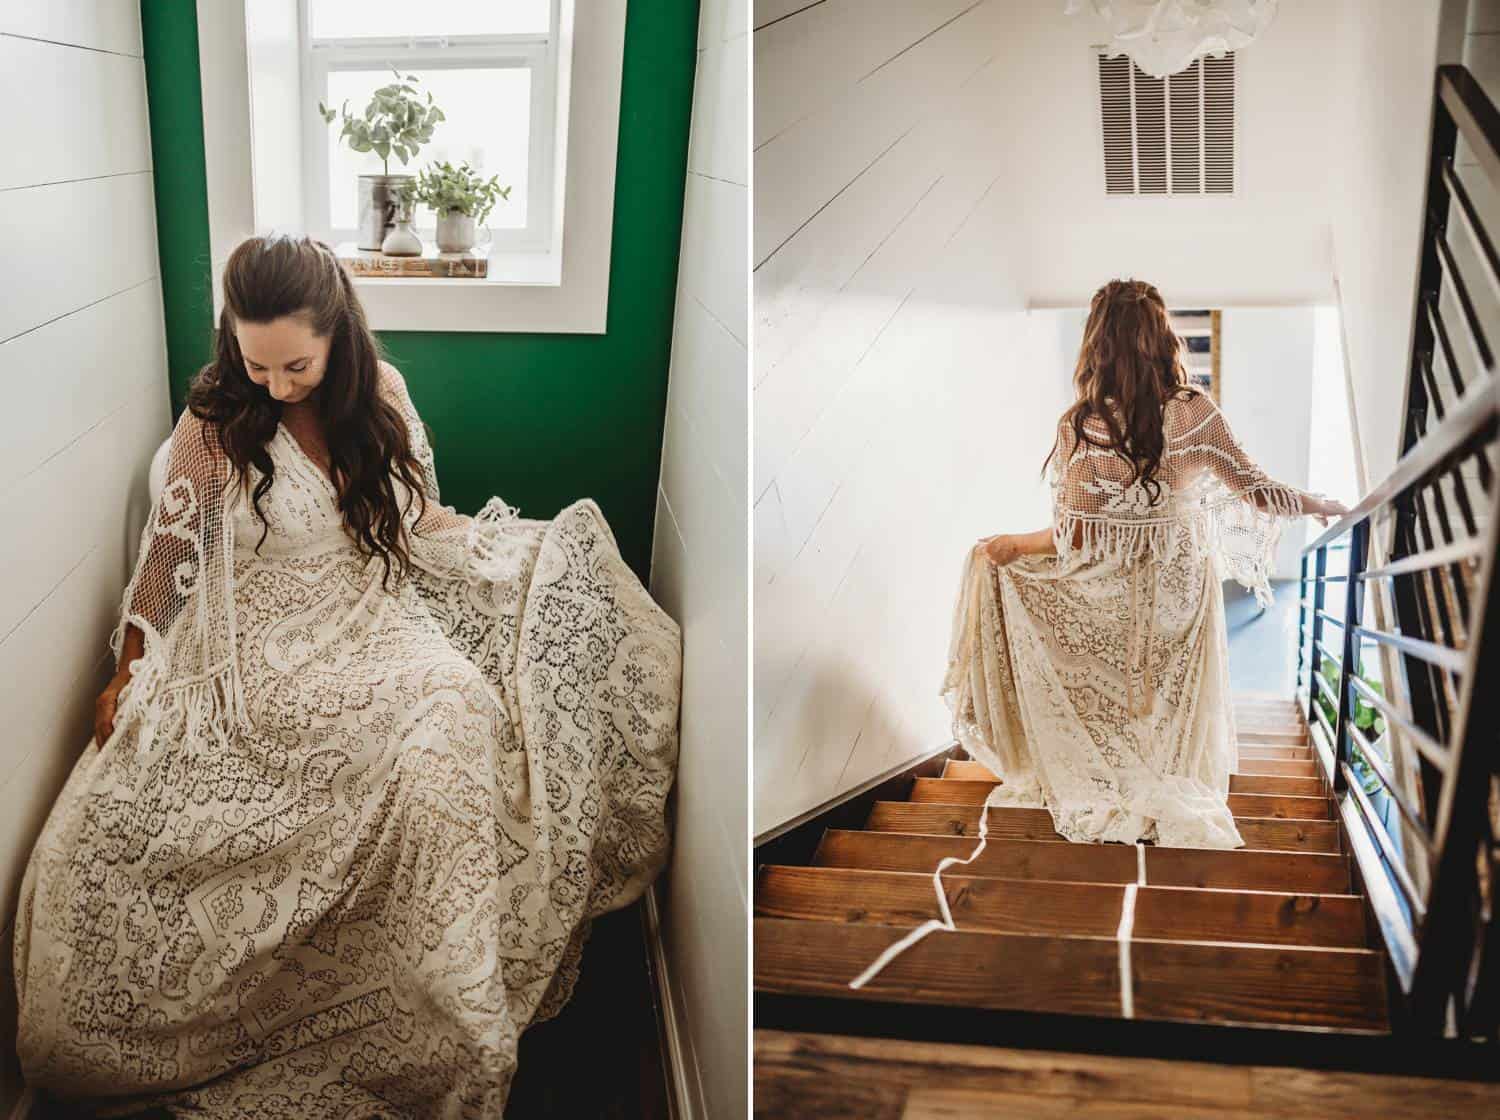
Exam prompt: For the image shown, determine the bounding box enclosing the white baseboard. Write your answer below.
[641,880,706,1120]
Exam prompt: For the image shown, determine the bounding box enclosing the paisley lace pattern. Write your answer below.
[12,364,681,1118]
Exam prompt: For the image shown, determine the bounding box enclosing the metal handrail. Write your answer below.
[1303,377,1498,553]
[1291,63,1500,1039]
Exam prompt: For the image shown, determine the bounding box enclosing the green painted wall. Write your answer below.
[139,1,700,579]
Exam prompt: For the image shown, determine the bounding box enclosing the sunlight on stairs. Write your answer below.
[754,696,1388,1033]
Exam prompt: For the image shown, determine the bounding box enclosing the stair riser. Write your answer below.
[1238,731,1311,747]
[909,779,1333,821]
[1237,759,1320,778]
[865,803,1342,853]
[755,918,1388,1032]
[1238,746,1314,760]
[812,830,1353,893]
[756,866,1368,948]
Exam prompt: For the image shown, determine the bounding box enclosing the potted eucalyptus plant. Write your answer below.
[319,70,445,250]
[412,160,511,253]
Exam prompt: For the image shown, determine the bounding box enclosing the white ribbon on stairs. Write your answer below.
[1117,881,1138,1019]
[847,785,1000,990]
[847,793,1151,1017]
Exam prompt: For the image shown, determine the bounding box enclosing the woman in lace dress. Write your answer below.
[12,235,681,1118]
[947,279,1346,850]
[849,279,1346,991]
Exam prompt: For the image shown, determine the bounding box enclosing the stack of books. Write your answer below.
[335,243,488,279]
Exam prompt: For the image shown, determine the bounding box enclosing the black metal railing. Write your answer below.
[1296,65,1500,1039]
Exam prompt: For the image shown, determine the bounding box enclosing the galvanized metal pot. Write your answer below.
[356,174,415,251]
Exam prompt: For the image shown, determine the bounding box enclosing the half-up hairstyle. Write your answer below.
[185,234,430,591]
[1041,278,1197,504]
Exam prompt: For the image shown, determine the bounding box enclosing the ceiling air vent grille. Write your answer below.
[1097,51,1235,196]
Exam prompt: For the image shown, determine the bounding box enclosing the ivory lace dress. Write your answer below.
[944,388,1309,850]
[12,363,681,1118]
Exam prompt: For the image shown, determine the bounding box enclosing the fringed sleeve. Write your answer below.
[1048,393,1315,608]
[1175,392,1311,608]
[108,407,249,763]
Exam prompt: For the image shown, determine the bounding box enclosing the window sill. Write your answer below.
[335,242,562,286]
[342,246,570,332]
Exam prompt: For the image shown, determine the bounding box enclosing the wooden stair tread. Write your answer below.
[866,802,1342,853]
[755,917,1388,1032]
[942,760,1324,797]
[812,830,1352,893]
[758,694,1379,1045]
[910,778,1333,821]
[756,865,1368,948]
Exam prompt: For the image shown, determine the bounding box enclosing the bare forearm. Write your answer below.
[116,623,145,678]
[1244,487,1345,522]
[977,525,1064,566]
[1019,527,1058,555]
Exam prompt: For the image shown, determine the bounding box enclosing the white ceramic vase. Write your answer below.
[436,211,478,253]
[381,217,423,257]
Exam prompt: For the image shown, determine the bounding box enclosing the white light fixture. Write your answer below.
[1065,0,1278,78]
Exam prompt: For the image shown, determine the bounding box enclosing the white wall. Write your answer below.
[646,0,747,1114]
[751,0,1404,835]
[1328,0,1449,486]
[0,2,171,1111]
[1006,0,1342,309]
[753,0,1077,835]
[1219,309,1316,579]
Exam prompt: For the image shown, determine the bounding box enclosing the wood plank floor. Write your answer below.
[754,1030,1500,1119]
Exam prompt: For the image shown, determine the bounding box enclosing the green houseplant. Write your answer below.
[319,70,445,250]
[1313,655,1387,795]
[412,161,512,253]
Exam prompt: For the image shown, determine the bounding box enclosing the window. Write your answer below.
[302,0,560,252]
[214,0,627,332]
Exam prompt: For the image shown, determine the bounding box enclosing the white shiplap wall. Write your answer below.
[0,3,171,1109]
[1327,0,1448,488]
[646,0,748,1115]
[753,0,1077,835]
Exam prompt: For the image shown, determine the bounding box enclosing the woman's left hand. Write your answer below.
[1309,494,1351,527]
[978,534,1022,566]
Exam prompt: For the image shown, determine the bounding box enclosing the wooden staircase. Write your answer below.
[754,696,1389,1034]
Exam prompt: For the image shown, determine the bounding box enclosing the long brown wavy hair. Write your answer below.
[185,234,431,591]
[1042,278,1198,504]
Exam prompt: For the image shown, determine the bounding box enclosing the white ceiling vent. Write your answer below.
[1097,51,1235,196]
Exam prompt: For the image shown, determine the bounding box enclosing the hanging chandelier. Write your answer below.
[1064,0,1280,78]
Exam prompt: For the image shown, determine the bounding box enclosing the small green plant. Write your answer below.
[319,69,444,176]
[1314,656,1388,793]
[412,160,511,224]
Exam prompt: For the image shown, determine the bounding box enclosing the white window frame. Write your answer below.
[199,0,624,334]
[300,1,561,253]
